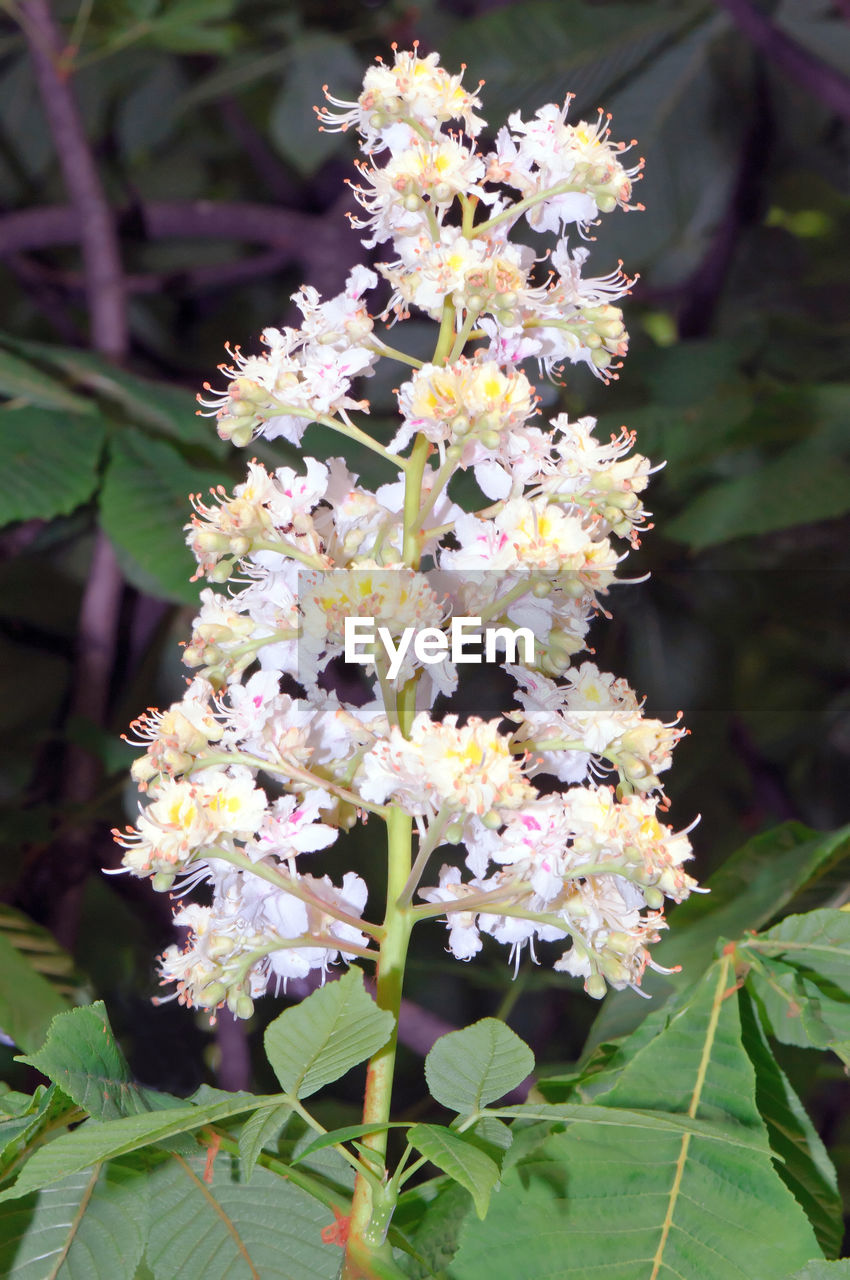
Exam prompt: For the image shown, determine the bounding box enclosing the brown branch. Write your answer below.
[18,0,127,949]
[14,247,298,298]
[0,200,325,256]
[714,0,850,122]
[20,0,127,356]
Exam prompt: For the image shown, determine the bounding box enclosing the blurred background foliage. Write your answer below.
[0,0,849,1224]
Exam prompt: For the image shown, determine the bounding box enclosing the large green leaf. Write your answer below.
[0,922,71,1054]
[0,1159,148,1280]
[588,823,850,1049]
[18,1001,175,1120]
[406,1125,500,1221]
[145,1153,340,1279]
[0,333,221,449]
[452,958,821,1280]
[0,348,93,413]
[444,0,704,126]
[424,1019,534,1115]
[0,1094,276,1201]
[264,968,394,1100]
[742,909,850,1063]
[0,408,105,527]
[667,447,850,548]
[739,990,842,1258]
[99,427,224,602]
[269,34,361,176]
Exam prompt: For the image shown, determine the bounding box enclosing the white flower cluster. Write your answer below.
[115,47,696,1018]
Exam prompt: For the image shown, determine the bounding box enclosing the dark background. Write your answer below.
[0,0,848,1192]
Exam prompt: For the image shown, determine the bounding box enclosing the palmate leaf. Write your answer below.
[145,1153,340,1279]
[424,1019,534,1115]
[0,1159,147,1280]
[452,958,821,1280]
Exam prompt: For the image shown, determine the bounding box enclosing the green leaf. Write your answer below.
[453,959,821,1280]
[667,447,850,548]
[588,822,850,1049]
[0,334,220,449]
[264,968,394,1100]
[18,1001,175,1120]
[99,427,225,603]
[789,1264,850,1279]
[238,1103,292,1182]
[0,1094,276,1201]
[0,919,71,1054]
[0,347,93,413]
[269,35,361,176]
[0,408,105,527]
[424,1019,534,1115]
[739,989,843,1258]
[0,905,77,1004]
[0,1085,78,1176]
[395,1179,474,1280]
[444,1,703,127]
[407,1125,500,1221]
[145,1153,341,1279]
[0,1158,148,1280]
[742,909,850,1062]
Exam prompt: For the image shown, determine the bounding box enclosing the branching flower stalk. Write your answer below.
[115,46,699,1276]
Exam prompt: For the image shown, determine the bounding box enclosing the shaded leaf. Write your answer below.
[0,921,71,1054]
[0,348,93,413]
[0,1159,147,1280]
[146,1153,341,1279]
[264,968,394,1100]
[100,428,224,603]
[742,909,850,1063]
[667,447,850,548]
[739,989,842,1258]
[0,408,105,527]
[269,35,361,176]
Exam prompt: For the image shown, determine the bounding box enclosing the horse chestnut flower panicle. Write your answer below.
[115,44,698,1018]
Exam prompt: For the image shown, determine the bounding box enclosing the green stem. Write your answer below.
[202,845,385,941]
[209,1131,351,1215]
[272,404,408,471]
[473,178,590,237]
[343,806,415,1276]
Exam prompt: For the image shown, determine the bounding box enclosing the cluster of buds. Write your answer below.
[115,46,697,1017]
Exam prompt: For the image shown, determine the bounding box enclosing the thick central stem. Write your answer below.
[342,807,413,1277]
